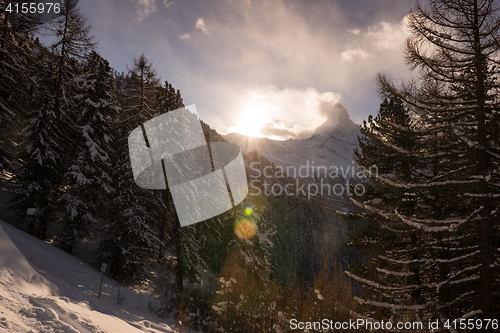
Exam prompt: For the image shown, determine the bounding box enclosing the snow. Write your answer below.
[379,249,480,265]
[345,271,420,291]
[486,149,500,160]
[0,220,186,333]
[451,126,478,147]
[374,174,481,189]
[224,105,361,179]
[448,275,479,285]
[396,210,458,232]
[464,192,500,198]
[353,296,427,312]
[376,268,414,277]
[439,291,476,309]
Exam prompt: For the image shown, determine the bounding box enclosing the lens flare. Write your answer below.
[244,206,253,216]
[234,218,257,240]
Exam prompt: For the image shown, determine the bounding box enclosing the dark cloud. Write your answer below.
[77,0,414,139]
[335,0,413,26]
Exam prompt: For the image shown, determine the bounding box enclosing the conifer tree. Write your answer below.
[350,0,500,327]
[47,0,95,95]
[8,1,95,240]
[155,80,184,114]
[46,0,95,170]
[8,57,66,240]
[95,54,162,282]
[348,97,426,321]
[123,54,160,120]
[57,51,118,253]
[0,1,35,181]
[153,80,186,290]
[152,80,184,261]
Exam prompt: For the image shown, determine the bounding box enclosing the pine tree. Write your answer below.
[155,80,184,114]
[266,195,305,289]
[46,0,95,170]
[8,58,67,240]
[95,54,162,282]
[47,0,95,93]
[152,80,184,261]
[153,80,186,290]
[8,1,96,240]
[350,0,500,327]
[348,97,426,322]
[123,54,160,120]
[57,51,118,253]
[356,97,416,177]
[0,1,35,181]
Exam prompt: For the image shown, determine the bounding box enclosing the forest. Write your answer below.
[0,0,499,332]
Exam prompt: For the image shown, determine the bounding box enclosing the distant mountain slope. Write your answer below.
[225,103,360,178]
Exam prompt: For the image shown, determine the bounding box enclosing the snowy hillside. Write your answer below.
[0,220,182,333]
[225,103,360,178]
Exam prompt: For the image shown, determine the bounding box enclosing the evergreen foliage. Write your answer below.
[7,0,95,241]
[349,0,500,326]
[57,51,118,254]
[95,54,162,282]
[8,60,67,240]
[0,1,35,181]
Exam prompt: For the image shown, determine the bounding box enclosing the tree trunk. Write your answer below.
[175,223,184,293]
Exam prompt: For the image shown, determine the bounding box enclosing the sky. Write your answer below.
[76,0,416,140]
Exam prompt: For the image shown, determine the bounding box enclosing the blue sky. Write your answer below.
[76,0,415,140]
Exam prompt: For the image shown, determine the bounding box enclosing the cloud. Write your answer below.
[174,3,411,137]
[225,86,343,140]
[91,0,412,139]
[340,47,372,63]
[317,102,352,127]
[196,18,209,33]
[135,0,158,20]
[259,121,308,139]
[183,0,350,88]
[163,0,174,8]
[365,16,410,50]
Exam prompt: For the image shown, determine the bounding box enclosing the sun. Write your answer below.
[237,108,267,137]
[229,95,269,137]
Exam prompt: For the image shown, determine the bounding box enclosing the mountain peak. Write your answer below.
[312,102,359,137]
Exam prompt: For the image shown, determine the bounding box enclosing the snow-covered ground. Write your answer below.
[0,220,187,333]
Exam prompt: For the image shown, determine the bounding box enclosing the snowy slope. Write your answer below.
[0,220,181,333]
[225,103,360,177]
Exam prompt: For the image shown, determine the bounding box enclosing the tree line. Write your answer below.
[4,0,499,331]
[0,1,187,284]
[0,0,320,301]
